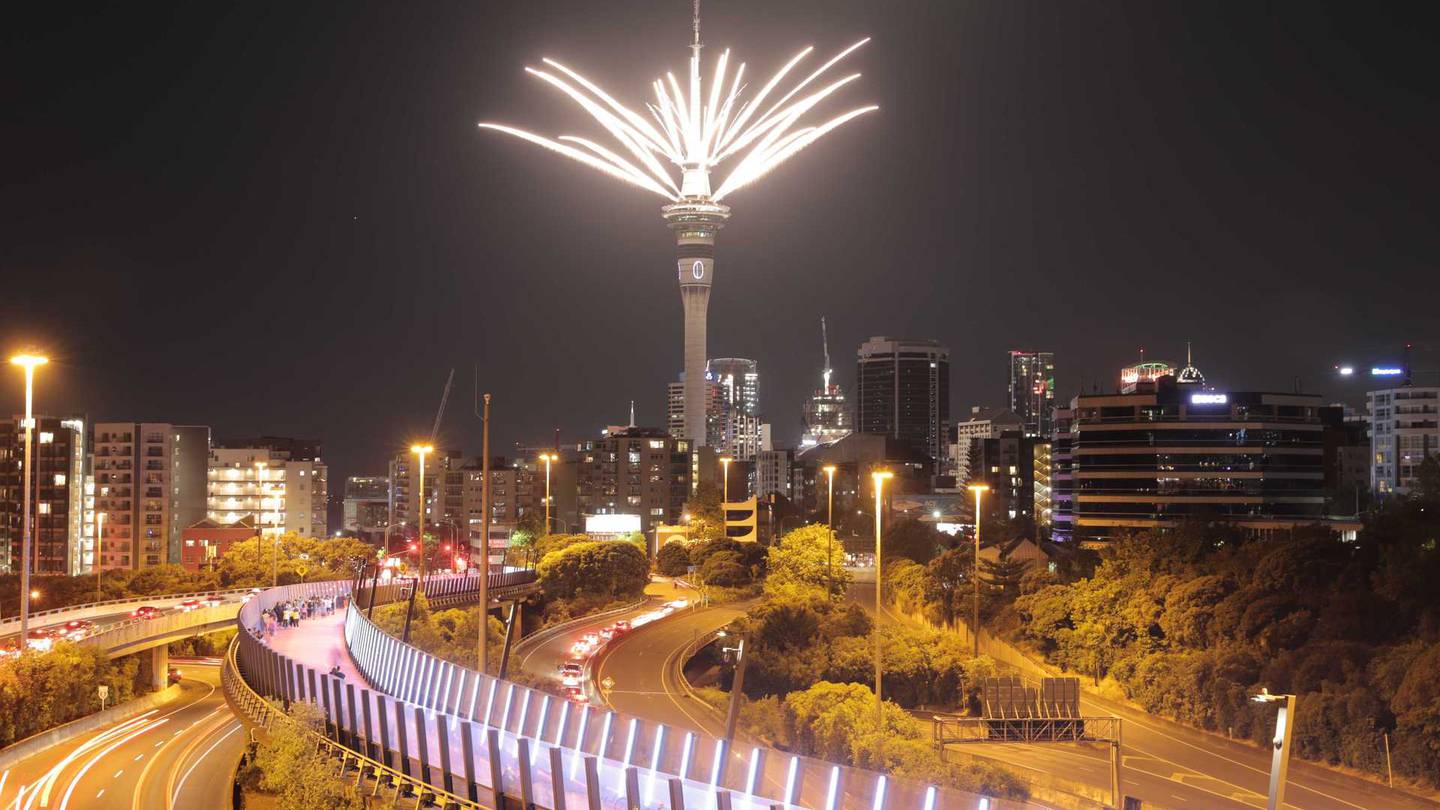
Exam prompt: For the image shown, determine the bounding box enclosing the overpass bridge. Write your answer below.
[224,572,1017,810]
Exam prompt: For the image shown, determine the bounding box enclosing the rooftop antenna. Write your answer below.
[821,316,833,391]
[691,0,702,56]
[629,400,636,428]
[1186,341,1192,367]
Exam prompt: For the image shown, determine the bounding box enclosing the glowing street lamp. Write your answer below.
[411,444,434,586]
[967,483,990,657]
[870,469,894,736]
[1252,689,1297,810]
[253,460,268,579]
[538,452,559,535]
[94,510,106,600]
[822,464,838,598]
[10,352,48,644]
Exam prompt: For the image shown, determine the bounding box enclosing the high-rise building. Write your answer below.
[1367,386,1439,496]
[947,407,1024,483]
[1067,380,1340,542]
[343,476,391,542]
[856,337,950,463]
[1,416,88,575]
[668,361,763,460]
[207,445,328,538]
[756,449,794,500]
[965,431,1036,522]
[92,422,210,569]
[388,449,465,541]
[1033,442,1052,529]
[574,426,691,535]
[1049,408,1076,543]
[801,319,851,448]
[1008,351,1055,438]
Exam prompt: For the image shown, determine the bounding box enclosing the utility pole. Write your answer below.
[478,392,492,675]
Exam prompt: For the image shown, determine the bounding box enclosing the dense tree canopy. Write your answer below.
[537,540,649,600]
[764,524,850,600]
[1013,495,1440,787]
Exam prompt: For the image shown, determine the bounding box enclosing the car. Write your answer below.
[131,605,162,620]
[599,627,616,641]
[178,598,202,612]
[560,662,584,678]
[569,641,592,658]
[563,686,587,704]
[25,628,58,652]
[581,633,600,647]
[60,619,92,640]
[167,667,183,685]
[667,599,689,609]
[201,594,223,607]
[612,620,631,634]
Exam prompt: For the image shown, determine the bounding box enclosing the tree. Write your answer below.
[537,540,649,599]
[765,524,850,600]
[700,550,749,587]
[246,701,365,809]
[683,482,723,524]
[883,518,947,565]
[655,541,692,577]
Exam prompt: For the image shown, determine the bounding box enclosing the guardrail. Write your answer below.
[354,569,541,611]
[81,602,239,657]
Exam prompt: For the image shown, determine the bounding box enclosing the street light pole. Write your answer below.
[478,394,492,675]
[720,456,732,504]
[253,460,267,581]
[94,511,105,601]
[823,464,837,599]
[870,469,893,738]
[1253,689,1296,810]
[539,452,558,535]
[410,444,434,588]
[968,484,989,658]
[10,353,48,645]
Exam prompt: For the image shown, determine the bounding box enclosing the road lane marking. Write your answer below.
[113,769,123,779]
[170,720,241,808]
[132,705,225,810]
[57,718,167,810]
[95,790,104,799]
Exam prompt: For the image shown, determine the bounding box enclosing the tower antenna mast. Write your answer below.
[691,0,702,56]
[821,316,833,391]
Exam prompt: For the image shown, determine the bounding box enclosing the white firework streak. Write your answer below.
[479,38,876,202]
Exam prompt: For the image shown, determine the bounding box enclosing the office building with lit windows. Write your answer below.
[1368,386,1439,496]
[1066,379,1336,542]
[343,475,390,542]
[1,416,88,575]
[1008,350,1055,438]
[574,426,690,535]
[855,336,950,463]
[92,422,210,569]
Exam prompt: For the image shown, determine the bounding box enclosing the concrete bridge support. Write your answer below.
[139,645,169,691]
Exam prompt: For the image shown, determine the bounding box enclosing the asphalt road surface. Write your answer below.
[0,661,246,810]
[850,582,1438,810]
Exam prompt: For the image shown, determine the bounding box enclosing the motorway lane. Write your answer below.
[0,663,245,810]
[850,582,1438,810]
[2,593,249,652]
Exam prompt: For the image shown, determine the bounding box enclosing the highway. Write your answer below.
[0,661,246,810]
[2,592,250,654]
[850,582,1438,810]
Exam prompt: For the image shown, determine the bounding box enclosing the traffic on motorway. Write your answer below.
[0,589,257,658]
[551,598,690,703]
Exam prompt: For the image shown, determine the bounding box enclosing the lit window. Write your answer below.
[38,503,51,515]
[54,474,67,486]
[39,432,54,444]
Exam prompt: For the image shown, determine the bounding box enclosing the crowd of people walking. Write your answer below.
[255,593,347,640]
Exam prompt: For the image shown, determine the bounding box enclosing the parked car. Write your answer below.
[131,605,162,620]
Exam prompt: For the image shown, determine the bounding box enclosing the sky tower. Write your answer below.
[479,3,875,445]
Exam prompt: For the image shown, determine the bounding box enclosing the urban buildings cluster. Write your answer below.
[1,419,327,576]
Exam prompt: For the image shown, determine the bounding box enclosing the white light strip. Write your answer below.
[501,683,516,731]
[466,671,481,720]
[871,774,886,810]
[598,711,614,760]
[536,695,551,740]
[680,732,694,782]
[518,690,533,737]
[784,756,799,805]
[709,743,724,787]
[484,679,499,726]
[645,724,667,803]
[825,765,840,810]
[623,717,638,766]
[922,785,936,810]
[570,705,592,779]
[554,701,571,746]
[977,799,989,810]
[746,747,761,795]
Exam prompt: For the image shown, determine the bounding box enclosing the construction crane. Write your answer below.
[431,369,454,444]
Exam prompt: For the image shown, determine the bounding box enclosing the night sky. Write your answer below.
[3,1,1436,499]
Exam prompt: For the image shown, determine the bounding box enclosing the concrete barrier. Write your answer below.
[0,683,182,769]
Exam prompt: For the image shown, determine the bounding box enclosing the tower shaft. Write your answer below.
[663,198,730,447]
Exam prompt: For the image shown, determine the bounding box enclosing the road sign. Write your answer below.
[601,676,616,692]
[97,684,109,701]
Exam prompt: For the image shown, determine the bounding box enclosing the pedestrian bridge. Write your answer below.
[224,571,1022,810]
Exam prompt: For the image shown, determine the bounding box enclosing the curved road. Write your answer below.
[851,582,1438,810]
[0,662,245,810]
